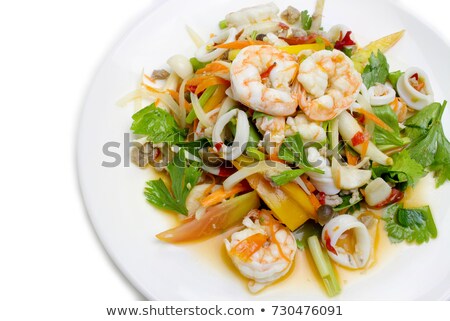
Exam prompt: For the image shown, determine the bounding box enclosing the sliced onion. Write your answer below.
[191,92,213,128]
[397,67,434,110]
[294,177,311,195]
[322,215,371,269]
[212,109,249,161]
[223,160,291,191]
[196,28,238,63]
[163,72,180,91]
[368,84,396,106]
[186,25,205,48]
[218,97,238,119]
[167,55,194,80]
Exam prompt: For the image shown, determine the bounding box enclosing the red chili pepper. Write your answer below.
[334,31,356,51]
[278,22,290,30]
[318,192,326,205]
[280,34,318,45]
[411,73,419,81]
[356,113,366,124]
[351,131,366,146]
[214,142,223,151]
[375,189,404,208]
[260,62,277,79]
[187,85,197,93]
[217,166,236,177]
[324,231,337,255]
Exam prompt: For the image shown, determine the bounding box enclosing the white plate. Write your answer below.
[78,0,450,300]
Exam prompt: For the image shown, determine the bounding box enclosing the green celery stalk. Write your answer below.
[186,86,218,124]
[219,19,228,29]
[190,58,209,72]
[307,235,341,297]
[246,147,265,161]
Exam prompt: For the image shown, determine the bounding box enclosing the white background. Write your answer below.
[0,0,449,317]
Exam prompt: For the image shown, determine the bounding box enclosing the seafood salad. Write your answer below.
[120,0,449,296]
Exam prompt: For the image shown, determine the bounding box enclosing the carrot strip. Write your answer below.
[230,233,268,261]
[215,40,267,49]
[203,85,227,112]
[361,131,370,158]
[195,77,230,95]
[203,174,217,196]
[200,184,249,208]
[301,175,316,193]
[355,108,393,132]
[309,193,322,211]
[345,147,359,166]
[186,75,209,88]
[196,62,229,75]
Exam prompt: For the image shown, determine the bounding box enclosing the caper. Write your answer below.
[256,34,266,41]
[317,205,335,226]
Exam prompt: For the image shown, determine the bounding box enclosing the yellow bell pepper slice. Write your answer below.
[278,43,326,55]
[233,156,316,231]
[352,30,405,73]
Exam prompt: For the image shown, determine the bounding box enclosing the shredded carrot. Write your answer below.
[167,89,179,103]
[260,62,277,79]
[192,119,199,133]
[414,82,425,92]
[203,174,216,196]
[361,131,370,158]
[345,147,359,166]
[269,153,285,163]
[142,83,163,94]
[308,193,322,211]
[215,40,267,49]
[390,96,399,112]
[301,175,316,193]
[195,76,230,95]
[267,217,290,262]
[186,75,209,88]
[230,233,268,261]
[196,62,229,75]
[203,85,227,112]
[355,108,393,132]
[200,184,249,208]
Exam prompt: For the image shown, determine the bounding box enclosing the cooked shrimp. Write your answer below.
[225,209,297,293]
[256,116,285,156]
[285,114,326,142]
[230,45,299,116]
[297,49,362,121]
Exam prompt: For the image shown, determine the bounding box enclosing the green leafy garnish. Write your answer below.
[175,138,211,159]
[372,150,424,189]
[144,158,202,215]
[333,193,362,213]
[404,101,450,187]
[293,220,322,250]
[300,10,312,30]
[388,70,404,89]
[131,104,185,144]
[271,168,312,186]
[252,111,272,121]
[361,51,389,88]
[383,204,438,244]
[279,133,317,167]
[372,105,404,146]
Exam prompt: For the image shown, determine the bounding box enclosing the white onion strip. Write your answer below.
[218,97,237,119]
[191,92,213,128]
[223,160,291,191]
[196,28,237,63]
[186,25,205,48]
[212,109,249,161]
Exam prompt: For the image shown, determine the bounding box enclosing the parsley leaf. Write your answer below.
[144,157,202,215]
[383,204,438,244]
[131,104,186,144]
[361,51,389,88]
[388,70,404,89]
[404,101,450,187]
[300,10,312,30]
[279,133,315,166]
[333,193,363,213]
[372,150,424,189]
[372,105,404,146]
[271,168,311,186]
